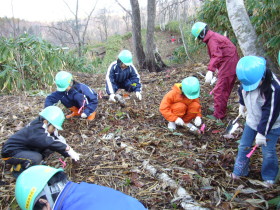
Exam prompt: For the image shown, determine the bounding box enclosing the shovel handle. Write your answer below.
[233,113,242,124]
[246,144,258,158]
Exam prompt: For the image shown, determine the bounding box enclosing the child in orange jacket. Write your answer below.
[160,77,202,130]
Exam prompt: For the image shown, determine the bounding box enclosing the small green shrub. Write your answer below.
[122,32,132,40]
[165,21,180,33]
[0,34,64,92]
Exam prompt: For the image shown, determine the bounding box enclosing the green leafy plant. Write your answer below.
[0,34,64,92]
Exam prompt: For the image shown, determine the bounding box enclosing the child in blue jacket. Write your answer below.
[15,165,147,210]
[106,50,142,102]
[45,71,98,120]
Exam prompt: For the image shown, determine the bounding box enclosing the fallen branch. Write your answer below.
[142,160,208,210]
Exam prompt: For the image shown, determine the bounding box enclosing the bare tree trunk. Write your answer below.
[130,0,146,68]
[226,0,278,73]
[145,0,161,72]
[177,0,191,61]
[63,0,97,57]
[226,0,264,56]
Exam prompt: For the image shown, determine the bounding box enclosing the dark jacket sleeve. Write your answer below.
[257,80,280,135]
[78,84,98,116]
[106,62,118,95]
[1,118,69,158]
[45,91,64,107]
[238,86,245,106]
[27,122,69,157]
[128,64,142,92]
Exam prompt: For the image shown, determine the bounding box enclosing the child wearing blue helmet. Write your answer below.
[231,56,280,187]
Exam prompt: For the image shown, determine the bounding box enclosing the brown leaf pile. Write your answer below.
[0,63,279,209]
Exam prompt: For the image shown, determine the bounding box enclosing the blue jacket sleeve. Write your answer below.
[257,80,280,135]
[45,91,64,107]
[106,62,118,95]
[77,84,98,116]
[129,64,142,92]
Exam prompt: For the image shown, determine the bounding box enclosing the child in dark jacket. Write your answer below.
[1,106,80,177]
[45,71,98,120]
[106,50,142,102]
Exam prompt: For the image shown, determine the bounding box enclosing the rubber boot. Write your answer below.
[87,112,96,121]
[66,106,81,119]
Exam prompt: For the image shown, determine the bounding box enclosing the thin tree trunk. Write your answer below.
[226,0,278,73]
[130,0,146,68]
[145,0,161,72]
[177,0,191,62]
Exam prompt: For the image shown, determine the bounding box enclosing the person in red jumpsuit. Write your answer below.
[191,22,239,119]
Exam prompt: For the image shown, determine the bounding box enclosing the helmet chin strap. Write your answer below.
[35,179,68,209]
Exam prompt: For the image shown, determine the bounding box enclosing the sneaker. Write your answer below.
[231,173,240,180]
[263,180,274,187]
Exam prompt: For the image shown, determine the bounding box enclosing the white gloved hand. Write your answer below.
[175,117,184,126]
[81,113,87,118]
[109,94,116,102]
[186,123,198,131]
[255,133,267,146]
[67,147,80,161]
[168,122,176,130]
[239,105,246,118]
[136,92,142,100]
[205,71,213,84]
[210,76,217,85]
[194,116,202,126]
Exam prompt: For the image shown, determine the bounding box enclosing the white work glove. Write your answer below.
[239,105,246,118]
[186,123,198,132]
[210,76,217,85]
[168,122,176,130]
[109,94,116,102]
[81,113,87,118]
[67,147,80,161]
[205,71,213,84]
[175,117,184,126]
[255,133,267,146]
[136,92,142,100]
[194,116,202,127]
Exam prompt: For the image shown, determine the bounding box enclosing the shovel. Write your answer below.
[225,114,241,135]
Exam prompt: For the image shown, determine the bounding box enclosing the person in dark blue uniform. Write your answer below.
[106,50,142,102]
[45,71,98,120]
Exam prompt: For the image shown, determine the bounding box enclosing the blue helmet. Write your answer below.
[236,56,266,91]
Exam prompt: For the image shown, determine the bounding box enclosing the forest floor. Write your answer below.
[0,31,279,209]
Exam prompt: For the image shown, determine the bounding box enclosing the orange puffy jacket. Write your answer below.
[159,83,202,122]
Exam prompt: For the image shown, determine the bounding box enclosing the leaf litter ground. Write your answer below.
[0,63,279,209]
